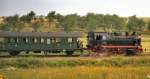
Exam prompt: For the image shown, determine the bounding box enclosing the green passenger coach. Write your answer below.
[0,31,83,56]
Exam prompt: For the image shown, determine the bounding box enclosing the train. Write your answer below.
[0,31,143,56]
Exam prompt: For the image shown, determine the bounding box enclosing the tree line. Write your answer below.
[0,11,150,32]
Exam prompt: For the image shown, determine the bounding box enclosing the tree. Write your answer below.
[46,11,56,22]
[147,21,150,31]
[1,14,23,31]
[28,11,35,18]
[111,14,126,31]
[55,13,64,28]
[137,19,145,31]
[61,14,80,31]
[55,13,63,23]
[103,14,117,32]
[84,13,100,31]
[127,15,145,31]
[27,11,36,23]
[20,11,36,23]
[78,16,86,29]
[46,11,57,29]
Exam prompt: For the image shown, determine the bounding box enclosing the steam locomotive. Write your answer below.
[0,31,142,56]
[87,32,142,55]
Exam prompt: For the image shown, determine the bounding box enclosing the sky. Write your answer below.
[0,0,150,17]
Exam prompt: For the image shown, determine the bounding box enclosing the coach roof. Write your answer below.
[0,31,83,37]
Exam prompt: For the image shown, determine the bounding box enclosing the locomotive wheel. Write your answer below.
[66,51,74,56]
[125,50,135,56]
[9,51,20,56]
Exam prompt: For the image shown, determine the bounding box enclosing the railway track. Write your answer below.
[0,51,149,58]
[0,54,150,58]
[0,54,81,58]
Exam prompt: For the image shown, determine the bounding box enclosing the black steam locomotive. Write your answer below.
[87,31,142,55]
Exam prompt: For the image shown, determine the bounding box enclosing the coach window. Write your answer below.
[34,38,38,43]
[23,37,28,43]
[41,38,44,43]
[9,37,17,43]
[36,38,41,43]
[26,38,29,43]
[51,38,55,43]
[0,38,4,43]
[47,38,51,44]
[16,38,18,42]
[68,38,72,43]
[56,38,61,43]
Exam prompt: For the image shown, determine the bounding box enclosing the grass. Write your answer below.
[142,35,150,52]
[0,56,150,79]
[0,56,150,68]
[0,66,150,79]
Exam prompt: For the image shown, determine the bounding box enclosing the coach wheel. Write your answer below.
[26,51,29,54]
[9,51,20,56]
[66,51,74,56]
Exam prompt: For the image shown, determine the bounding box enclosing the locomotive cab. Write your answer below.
[87,32,108,48]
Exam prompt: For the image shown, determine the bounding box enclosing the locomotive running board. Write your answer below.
[101,46,140,48]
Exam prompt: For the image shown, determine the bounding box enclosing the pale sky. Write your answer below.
[0,0,150,17]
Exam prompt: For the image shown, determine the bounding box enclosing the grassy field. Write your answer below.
[0,56,150,79]
[142,34,150,52]
[0,66,150,79]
